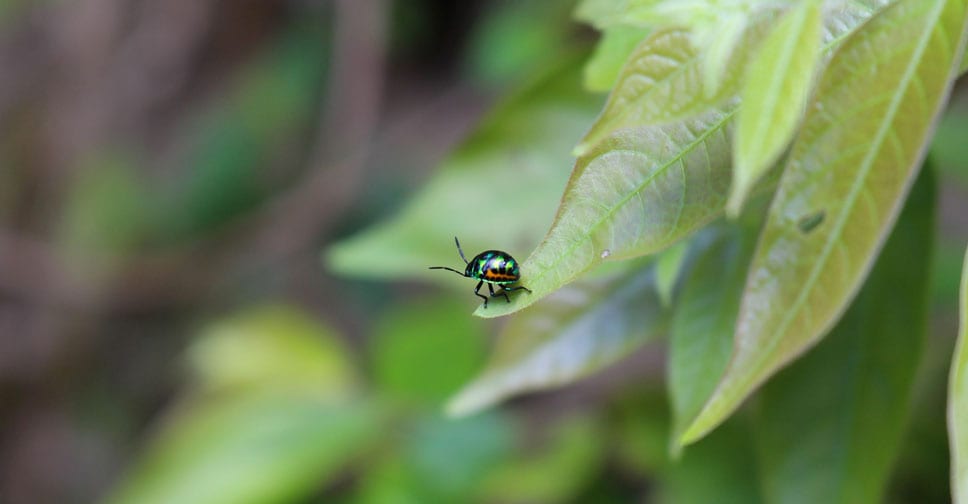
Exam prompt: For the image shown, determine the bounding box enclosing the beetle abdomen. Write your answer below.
[482,269,519,283]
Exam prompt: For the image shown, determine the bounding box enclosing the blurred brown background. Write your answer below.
[0,1,506,501]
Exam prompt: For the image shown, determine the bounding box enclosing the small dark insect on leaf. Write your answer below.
[798,210,826,233]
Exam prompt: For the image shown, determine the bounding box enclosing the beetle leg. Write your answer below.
[502,285,533,294]
[474,280,488,308]
[487,283,511,304]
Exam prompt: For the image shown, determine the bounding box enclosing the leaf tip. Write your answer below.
[677,390,731,446]
[472,303,500,318]
[724,191,746,219]
[571,142,592,157]
[678,422,707,447]
[667,435,685,460]
[444,381,494,418]
[443,395,473,418]
[726,162,753,219]
[473,293,539,318]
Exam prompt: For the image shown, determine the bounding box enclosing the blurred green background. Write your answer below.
[0,1,966,503]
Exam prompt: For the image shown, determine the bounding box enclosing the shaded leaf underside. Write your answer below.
[452,261,666,414]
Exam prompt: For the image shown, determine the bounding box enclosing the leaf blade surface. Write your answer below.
[683,0,968,443]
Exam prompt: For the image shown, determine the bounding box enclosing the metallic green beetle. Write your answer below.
[429,236,532,308]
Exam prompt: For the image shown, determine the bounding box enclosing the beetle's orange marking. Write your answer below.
[483,270,517,281]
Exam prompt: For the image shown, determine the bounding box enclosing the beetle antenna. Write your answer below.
[428,266,466,277]
[454,236,469,264]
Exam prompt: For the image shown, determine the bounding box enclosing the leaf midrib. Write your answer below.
[527,110,735,291]
[490,4,887,320]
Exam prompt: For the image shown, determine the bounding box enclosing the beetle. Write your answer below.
[429,236,532,308]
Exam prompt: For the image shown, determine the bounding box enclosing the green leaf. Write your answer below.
[105,304,376,504]
[655,240,689,307]
[573,28,739,156]
[682,0,968,444]
[451,260,666,414]
[353,456,428,504]
[482,415,605,503]
[950,244,968,502]
[574,1,888,157]
[696,10,751,98]
[609,388,761,503]
[668,226,757,456]
[476,2,891,320]
[961,48,968,74]
[106,397,380,504]
[370,297,485,405]
[188,305,358,399]
[729,0,823,216]
[326,51,601,280]
[754,166,935,504]
[583,25,652,92]
[478,106,737,318]
[404,412,515,499]
[573,0,645,29]
[577,0,767,29]
[354,411,515,503]
[611,390,674,475]
[465,0,576,85]
[659,418,763,504]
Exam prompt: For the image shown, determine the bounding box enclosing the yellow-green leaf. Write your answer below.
[950,244,968,503]
[370,297,485,405]
[106,397,380,504]
[729,0,823,216]
[451,260,666,413]
[477,106,737,318]
[475,1,891,320]
[188,305,357,400]
[481,415,605,503]
[583,25,652,92]
[755,166,934,503]
[697,10,751,98]
[573,28,738,156]
[683,0,968,444]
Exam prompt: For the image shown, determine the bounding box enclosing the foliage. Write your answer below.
[951,245,968,502]
[324,0,968,502]
[87,0,968,502]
